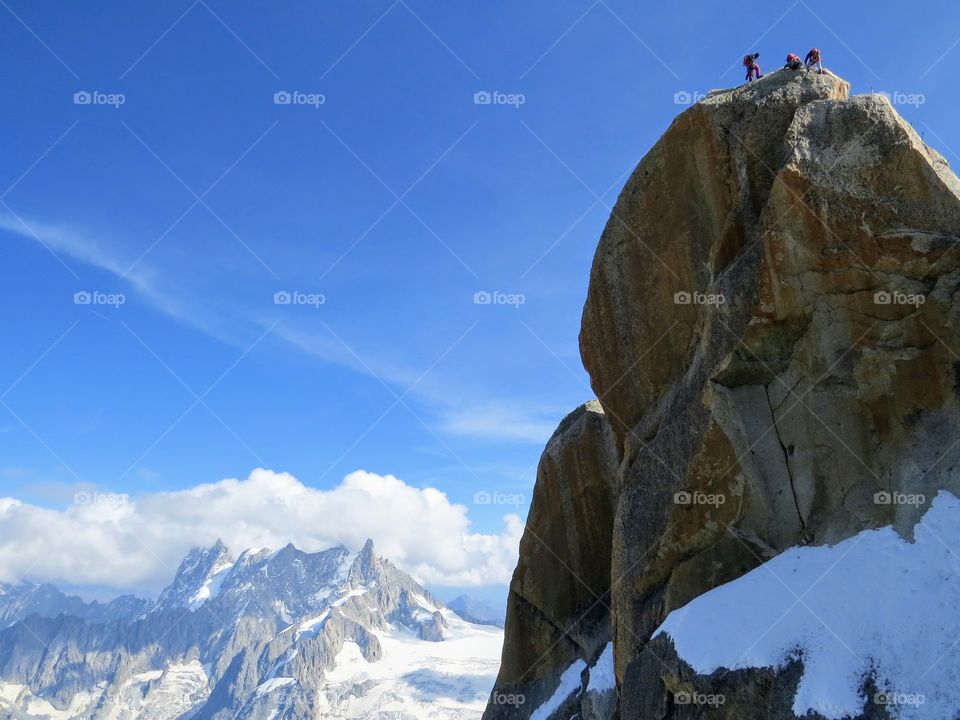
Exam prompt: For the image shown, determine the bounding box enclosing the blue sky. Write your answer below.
[1,0,958,599]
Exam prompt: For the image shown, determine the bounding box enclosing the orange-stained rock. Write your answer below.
[487,67,960,720]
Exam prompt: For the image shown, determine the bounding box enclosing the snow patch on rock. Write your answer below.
[586,642,615,694]
[256,677,296,697]
[530,658,586,720]
[654,490,960,720]
[188,560,234,609]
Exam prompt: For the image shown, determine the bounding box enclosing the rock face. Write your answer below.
[486,401,619,718]
[486,68,960,719]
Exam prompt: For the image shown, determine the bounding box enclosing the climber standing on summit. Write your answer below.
[744,52,762,82]
[805,47,823,73]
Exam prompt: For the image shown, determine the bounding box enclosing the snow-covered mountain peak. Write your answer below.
[347,537,379,586]
[145,539,446,637]
[0,539,503,720]
[152,540,235,612]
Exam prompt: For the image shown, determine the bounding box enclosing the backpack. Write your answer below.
[743,53,758,67]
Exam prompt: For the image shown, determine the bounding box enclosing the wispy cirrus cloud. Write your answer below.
[0,212,413,379]
[439,401,560,445]
[0,214,221,338]
[2,213,568,445]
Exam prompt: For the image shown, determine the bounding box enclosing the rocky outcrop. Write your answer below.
[487,67,960,719]
[486,401,619,717]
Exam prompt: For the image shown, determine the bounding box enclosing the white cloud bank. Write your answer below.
[0,469,524,596]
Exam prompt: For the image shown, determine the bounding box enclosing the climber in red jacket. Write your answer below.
[744,53,762,82]
[805,48,823,73]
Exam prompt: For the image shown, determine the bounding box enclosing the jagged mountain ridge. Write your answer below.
[0,538,501,719]
[0,581,150,628]
[445,596,505,629]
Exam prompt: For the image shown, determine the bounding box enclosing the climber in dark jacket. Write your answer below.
[805,48,823,73]
[784,53,804,71]
[743,53,762,82]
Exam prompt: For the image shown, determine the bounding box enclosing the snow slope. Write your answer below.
[654,490,960,719]
[0,684,95,719]
[319,609,502,719]
[0,662,211,720]
[0,614,500,720]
